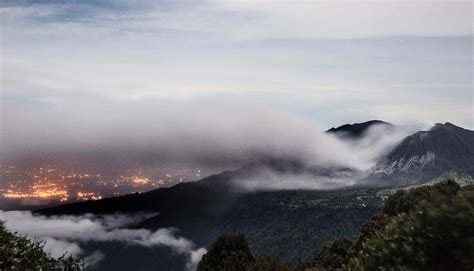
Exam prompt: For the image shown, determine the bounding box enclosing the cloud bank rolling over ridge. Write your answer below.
[1,94,432,174]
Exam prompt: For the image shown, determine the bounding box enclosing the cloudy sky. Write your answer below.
[0,0,472,160]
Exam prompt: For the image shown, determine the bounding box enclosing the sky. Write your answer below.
[0,0,473,162]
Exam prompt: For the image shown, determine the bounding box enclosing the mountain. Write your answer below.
[36,120,474,269]
[40,184,382,267]
[38,158,353,216]
[373,122,474,184]
[39,169,239,216]
[326,120,393,139]
[38,159,381,268]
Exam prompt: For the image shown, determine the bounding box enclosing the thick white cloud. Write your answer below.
[0,211,206,270]
[1,92,432,173]
[231,122,433,191]
[0,0,471,161]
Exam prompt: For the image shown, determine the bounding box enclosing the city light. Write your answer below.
[1,163,204,203]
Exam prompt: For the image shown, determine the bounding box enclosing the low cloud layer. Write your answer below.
[229,121,433,191]
[1,95,431,171]
[335,123,433,170]
[235,170,359,192]
[0,211,206,270]
[1,1,471,169]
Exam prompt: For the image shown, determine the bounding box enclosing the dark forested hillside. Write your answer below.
[213,188,381,264]
[198,180,474,271]
[39,169,384,266]
[134,186,383,265]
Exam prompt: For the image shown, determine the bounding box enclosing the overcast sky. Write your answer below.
[0,0,472,160]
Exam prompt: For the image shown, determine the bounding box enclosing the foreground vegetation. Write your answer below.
[0,223,83,270]
[198,180,474,270]
[215,188,382,264]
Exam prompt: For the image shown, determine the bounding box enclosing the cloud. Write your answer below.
[336,122,434,171]
[2,0,471,39]
[234,169,359,192]
[1,92,434,174]
[0,211,206,270]
[84,250,105,266]
[0,95,336,167]
[1,1,469,177]
[230,121,433,191]
[1,1,472,132]
[41,237,83,259]
[188,248,207,270]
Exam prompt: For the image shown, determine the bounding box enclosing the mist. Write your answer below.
[1,95,432,178]
[0,211,206,270]
[2,96,323,166]
[226,121,433,191]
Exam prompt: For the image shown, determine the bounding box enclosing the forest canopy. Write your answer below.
[198,180,474,271]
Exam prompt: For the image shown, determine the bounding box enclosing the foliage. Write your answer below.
[198,179,474,271]
[382,179,460,216]
[309,238,355,271]
[197,234,290,271]
[0,223,84,270]
[345,183,473,270]
[431,171,474,187]
[197,234,254,271]
[251,254,289,271]
[315,180,473,271]
[217,188,382,264]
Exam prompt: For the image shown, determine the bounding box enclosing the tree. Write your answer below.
[345,187,474,271]
[309,238,356,270]
[197,234,254,271]
[197,180,473,271]
[0,223,83,270]
[251,254,289,271]
[382,179,460,216]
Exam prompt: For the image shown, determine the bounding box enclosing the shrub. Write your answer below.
[0,223,83,270]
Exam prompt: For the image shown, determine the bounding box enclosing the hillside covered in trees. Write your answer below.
[197,180,474,270]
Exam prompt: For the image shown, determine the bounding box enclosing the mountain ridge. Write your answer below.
[372,122,474,184]
[36,120,474,269]
[326,120,393,139]
[39,121,474,216]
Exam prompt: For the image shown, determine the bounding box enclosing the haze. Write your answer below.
[1,0,473,167]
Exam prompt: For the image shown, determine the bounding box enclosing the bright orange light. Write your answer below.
[132,177,149,185]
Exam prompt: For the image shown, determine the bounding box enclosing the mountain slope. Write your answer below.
[39,169,240,216]
[326,120,393,139]
[39,121,474,221]
[38,159,381,266]
[36,121,474,268]
[38,158,354,216]
[373,122,474,184]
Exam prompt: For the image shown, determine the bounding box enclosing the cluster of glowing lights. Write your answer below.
[3,190,101,202]
[77,192,101,201]
[131,177,149,185]
[3,188,68,199]
[1,164,203,202]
